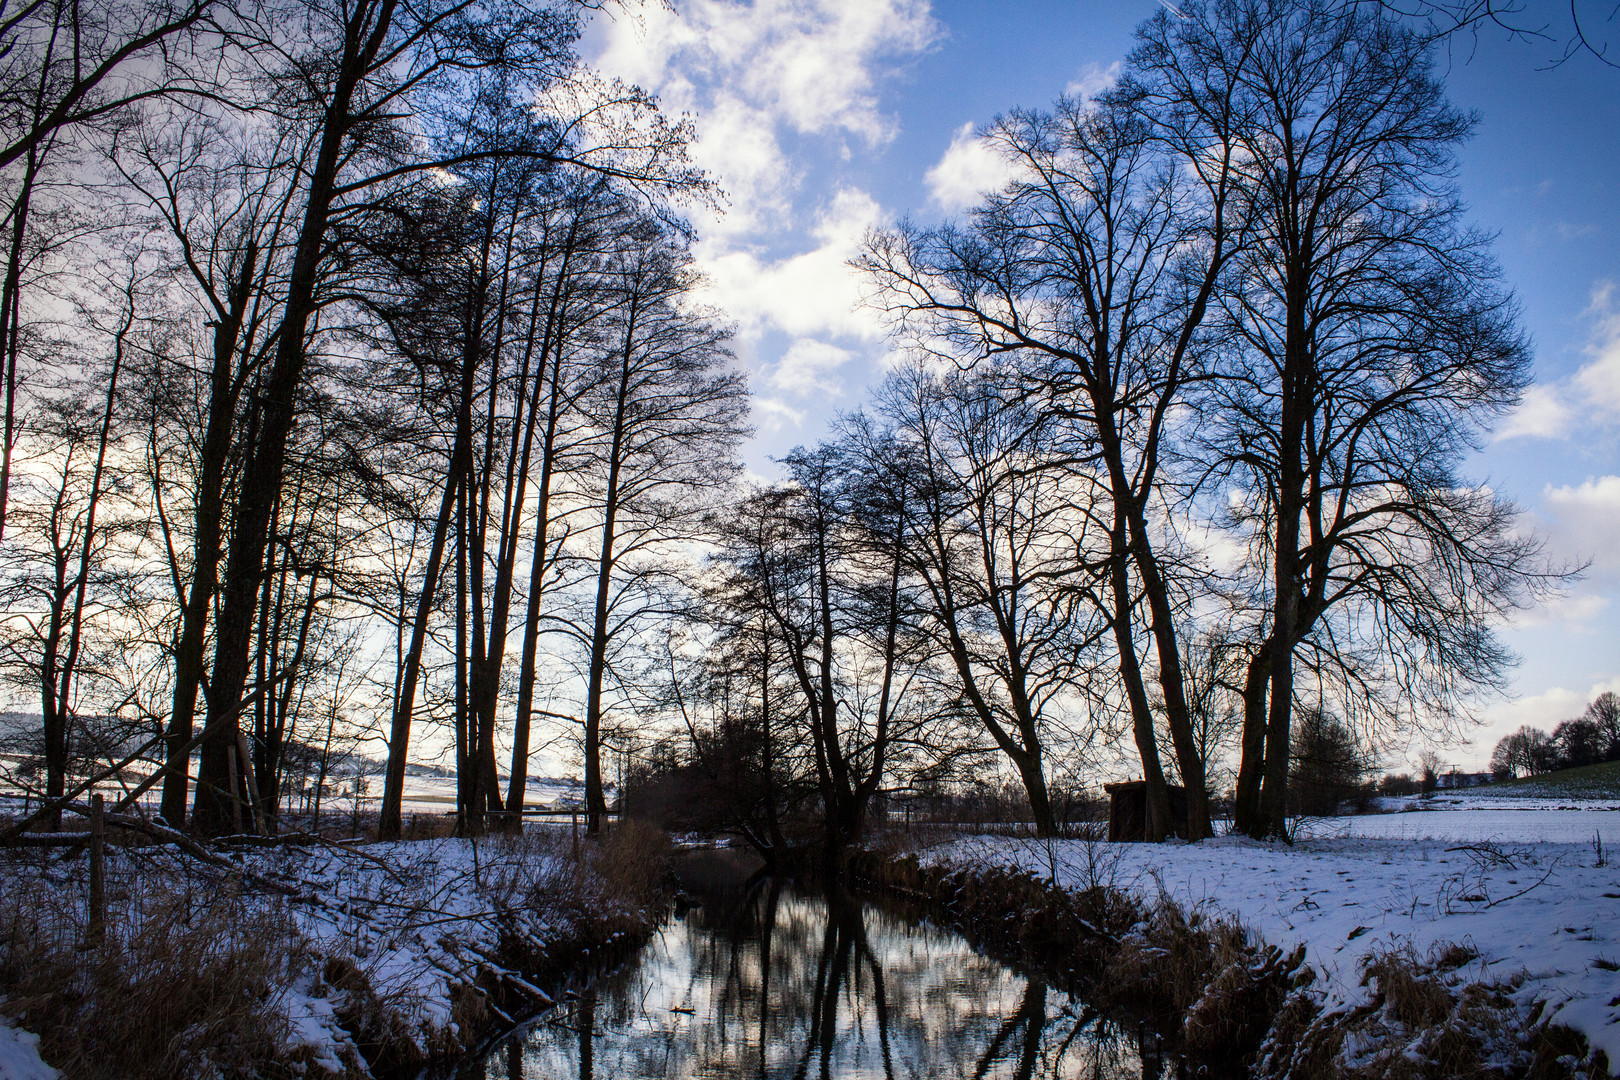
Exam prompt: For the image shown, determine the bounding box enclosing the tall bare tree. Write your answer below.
[562,218,746,832]
[858,87,1241,840]
[192,0,705,834]
[858,365,1106,837]
[1142,0,1550,837]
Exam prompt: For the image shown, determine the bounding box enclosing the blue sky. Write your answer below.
[581,0,1620,770]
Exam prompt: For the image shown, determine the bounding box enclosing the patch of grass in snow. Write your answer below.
[1261,942,1610,1080]
[0,859,327,1080]
[1474,759,1620,801]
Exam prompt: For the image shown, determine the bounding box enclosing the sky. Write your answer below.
[578,0,1620,772]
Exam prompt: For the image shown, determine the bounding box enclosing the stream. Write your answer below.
[460,851,1175,1080]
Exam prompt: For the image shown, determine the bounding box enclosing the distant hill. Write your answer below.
[1475,759,1620,800]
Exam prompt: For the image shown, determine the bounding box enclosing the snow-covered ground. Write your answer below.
[0,1016,56,1080]
[932,818,1620,1066]
[0,831,635,1076]
[1304,807,1618,844]
[390,773,595,816]
[265,836,572,1063]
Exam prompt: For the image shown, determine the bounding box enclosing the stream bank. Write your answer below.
[0,822,672,1080]
[853,844,1613,1079]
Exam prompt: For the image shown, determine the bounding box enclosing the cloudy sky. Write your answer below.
[580,0,1620,770]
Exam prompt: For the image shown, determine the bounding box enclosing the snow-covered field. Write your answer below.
[1304,807,1618,844]
[933,812,1620,1066]
[0,770,595,823]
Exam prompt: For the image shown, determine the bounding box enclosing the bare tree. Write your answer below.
[0,259,148,825]
[709,443,935,863]
[857,365,1105,837]
[107,107,310,826]
[857,84,1241,840]
[561,218,746,832]
[1143,0,1553,838]
[192,0,707,834]
[0,0,223,544]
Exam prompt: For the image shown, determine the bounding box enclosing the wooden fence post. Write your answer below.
[571,811,580,864]
[87,794,106,946]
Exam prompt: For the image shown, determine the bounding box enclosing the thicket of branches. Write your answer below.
[0,0,1571,855]
[0,0,742,840]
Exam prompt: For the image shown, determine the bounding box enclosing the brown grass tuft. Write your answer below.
[0,862,308,1080]
[593,818,672,913]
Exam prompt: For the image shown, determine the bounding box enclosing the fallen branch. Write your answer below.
[39,801,335,910]
[1482,857,1561,909]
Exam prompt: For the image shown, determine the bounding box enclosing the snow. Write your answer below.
[254,836,573,1037]
[0,1016,57,1080]
[932,815,1620,1065]
[1304,807,1618,844]
[0,830,607,1077]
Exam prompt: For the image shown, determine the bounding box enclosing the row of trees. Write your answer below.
[0,0,1570,853]
[636,0,1559,855]
[0,0,749,838]
[1490,693,1620,779]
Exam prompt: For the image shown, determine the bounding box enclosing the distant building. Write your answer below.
[1437,769,1492,789]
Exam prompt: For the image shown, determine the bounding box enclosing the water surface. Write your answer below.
[471,853,1167,1079]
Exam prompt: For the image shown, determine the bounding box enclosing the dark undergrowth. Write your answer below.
[852,849,1613,1080]
[0,819,671,1080]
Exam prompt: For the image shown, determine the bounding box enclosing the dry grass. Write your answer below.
[0,851,320,1080]
[592,818,672,913]
[1256,941,1612,1080]
[858,849,1612,1080]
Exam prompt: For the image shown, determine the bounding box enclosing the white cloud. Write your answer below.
[1494,385,1573,441]
[688,96,797,237]
[696,187,889,343]
[1509,591,1611,629]
[1572,280,1620,414]
[586,0,939,238]
[1541,474,1620,586]
[753,396,807,430]
[924,122,1014,212]
[1065,60,1121,101]
[768,338,855,397]
[1497,279,1620,440]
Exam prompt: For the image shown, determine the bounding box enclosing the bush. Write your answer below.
[1290,709,1372,817]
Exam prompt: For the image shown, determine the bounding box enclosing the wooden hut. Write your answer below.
[1103,781,1190,841]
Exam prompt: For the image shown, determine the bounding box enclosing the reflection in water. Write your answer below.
[475,864,1151,1080]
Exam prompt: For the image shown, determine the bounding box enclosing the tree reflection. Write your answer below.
[492,868,1145,1079]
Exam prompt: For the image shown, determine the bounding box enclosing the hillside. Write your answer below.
[1475,758,1620,801]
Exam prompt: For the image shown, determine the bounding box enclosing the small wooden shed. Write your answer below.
[1103,781,1190,841]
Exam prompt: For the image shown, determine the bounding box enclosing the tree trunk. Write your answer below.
[1231,646,1270,835]
[504,321,569,823]
[193,0,399,837]
[161,242,257,826]
[1254,286,1309,841]
[377,459,461,838]
[581,301,639,834]
[0,146,40,546]
[1110,514,1172,841]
